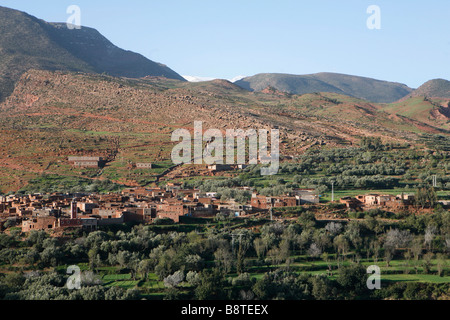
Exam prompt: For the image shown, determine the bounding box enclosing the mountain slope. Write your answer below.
[234,72,413,103]
[44,23,185,80]
[0,6,184,101]
[407,79,450,99]
[0,69,448,192]
[381,96,450,131]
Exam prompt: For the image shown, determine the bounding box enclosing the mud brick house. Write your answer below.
[358,194,378,206]
[68,156,103,168]
[217,201,253,217]
[251,194,272,210]
[251,193,299,210]
[48,193,65,202]
[98,194,126,204]
[398,194,415,205]
[340,197,363,209]
[173,189,200,199]
[22,216,57,232]
[81,217,98,231]
[122,187,164,198]
[165,182,182,193]
[97,215,124,226]
[136,163,152,169]
[77,202,99,214]
[156,202,189,222]
[191,204,215,217]
[292,189,320,204]
[273,196,297,208]
[197,197,213,205]
[123,207,156,223]
[92,207,122,219]
[377,195,395,206]
[59,218,83,228]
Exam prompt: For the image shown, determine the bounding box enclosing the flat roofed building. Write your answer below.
[68,156,103,168]
[136,163,152,169]
[68,156,103,162]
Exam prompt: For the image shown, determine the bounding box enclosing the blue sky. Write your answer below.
[1,0,449,88]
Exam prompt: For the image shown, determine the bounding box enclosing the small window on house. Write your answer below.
[48,225,53,228]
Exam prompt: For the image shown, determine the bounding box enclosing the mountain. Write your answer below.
[0,6,184,101]
[1,69,447,192]
[234,72,413,103]
[381,79,450,131]
[407,79,450,99]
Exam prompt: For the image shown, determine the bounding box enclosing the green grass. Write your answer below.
[105,280,140,289]
[102,273,132,281]
[381,274,450,283]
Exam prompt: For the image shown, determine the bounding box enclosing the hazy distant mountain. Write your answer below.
[407,79,450,99]
[0,6,184,100]
[234,72,414,103]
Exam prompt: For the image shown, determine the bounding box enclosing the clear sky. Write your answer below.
[1,0,449,88]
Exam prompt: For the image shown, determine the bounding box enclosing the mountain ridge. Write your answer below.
[0,6,185,101]
[406,79,450,99]
[234,72,414,103]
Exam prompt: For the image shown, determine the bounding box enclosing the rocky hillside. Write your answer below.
[0,69,447,192]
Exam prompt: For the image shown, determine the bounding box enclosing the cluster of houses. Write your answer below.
[340,193,417,209]
[1,183,447,234]
[0,184,320,234]
[339,193,449,210]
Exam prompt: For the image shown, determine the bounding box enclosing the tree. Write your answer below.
[137,260,152,281]
[422,252,434,274]
[164,287,181,300]
[334,234,349,257]
[384,229,413,253]
[214,246,234,274]
[411,238,423,261]
[184,254,203,271]
[163,270,184,288]
[297,212,316,229]
[307,243,322,259]
[336,263,368,299]
[424,224,437,251]
[436,253,447,277]
[186,271,201,286]
[194,269,228,300]
[325,222,343,236]
[253,238,267,261]
[383,228,413,267]
[88,247,101,271]
[415,187,437,209]
[310,275,336,300]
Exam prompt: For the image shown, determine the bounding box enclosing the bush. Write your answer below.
[153,218,175,225]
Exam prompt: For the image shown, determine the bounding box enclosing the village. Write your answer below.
[1,178,448,235]
[0,156,448,234]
